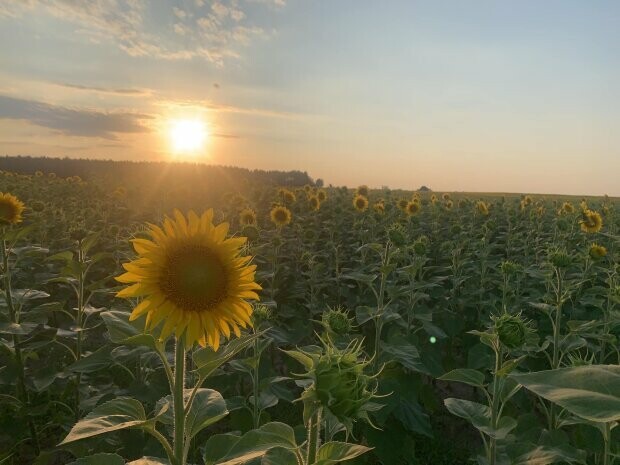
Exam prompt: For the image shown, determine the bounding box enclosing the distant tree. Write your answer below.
[418,185,432,192]
[315,178,324,188]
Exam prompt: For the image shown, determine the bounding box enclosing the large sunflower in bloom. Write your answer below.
[116,210,261,350]
[0,193,25,225]
[270,205,292,227]
[579,209,603,233]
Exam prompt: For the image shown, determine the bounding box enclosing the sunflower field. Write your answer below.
[0,161,618,465]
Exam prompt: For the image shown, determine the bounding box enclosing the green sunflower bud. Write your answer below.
[242,225,259,242]
[549,250,571,268]
[322,306,353,336]
[70,228,88,242]
[252,304,273,325]
[413,236,428,255]
[286,338,380,430]
[313,341,374,422]
[494,313,530,349]
[500,260,521,276]
[387,223,406,247]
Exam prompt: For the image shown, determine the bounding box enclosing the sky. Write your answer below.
[0,0,619,195]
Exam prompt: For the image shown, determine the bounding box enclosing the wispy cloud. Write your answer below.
[0,0,283,66]
[0,95,152,139]
[55,82,153,96]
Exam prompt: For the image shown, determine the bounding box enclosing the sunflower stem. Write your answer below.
[173,335,187,465]
[252,331,261,428]
[75,241,85,421]
[1,232,40,455]
[306,407,322,465]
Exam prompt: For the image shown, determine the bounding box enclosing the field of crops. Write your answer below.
[0,162,618,465]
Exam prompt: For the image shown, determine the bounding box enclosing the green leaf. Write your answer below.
[68,347,113,373]
[194,334,259,379]
[314,442,372,465]
[511,365,620,423]
[185,389,229,439]
[127,458,171,465]
[59,397,150,444]
[261,448,298,465]
[439,369,486,387]
[511,444,587,465]
[101,310,141,341]
[281,349,314,371]
[206,422,297,465]
[101,310,158,349]
[66,454,125,465]
[0,322,39,336]
[47,251,74,262]
[444,398,490,432]
[204,434,242,465]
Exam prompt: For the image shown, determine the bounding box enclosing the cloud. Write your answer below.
[0,0,283,66]
[0,95,152,139]
[55,82,153,96]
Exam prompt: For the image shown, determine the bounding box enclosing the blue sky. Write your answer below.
[0,0,618,195]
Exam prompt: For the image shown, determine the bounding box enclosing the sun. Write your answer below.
[169,119,207,153]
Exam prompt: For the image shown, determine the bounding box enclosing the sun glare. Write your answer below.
[169,119,207,153]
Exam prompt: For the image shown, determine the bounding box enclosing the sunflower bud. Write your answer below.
[549,250,571,268]
[70,228,88,242]
[287,338,380,430]
[242,225,259,242]
[252,304,273,325]
[500,260,520,276]
[413,236,428,255]
[387,223,406,247]
[494,313,531,349]
[322,306,353,336]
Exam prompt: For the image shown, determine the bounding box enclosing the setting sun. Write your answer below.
[169,119,207,153]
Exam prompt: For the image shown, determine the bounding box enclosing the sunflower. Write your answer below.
[317,189,328,203]
[353,195,369,212]
[579,209,603,233]
[588,243,607,260]
[356,185,369,197]
[116,210,261,350]
[430,194,437,205]
[444,200,454,210]
[35,170,44,177]
[279,189,296,204]
[442,193,451,201]
[405,201,421,216]
[239,208,257,226]
[558,202,575,215]
[397,198,409,211]
[0,193,25,225]
[309,195,321,211]
[476,201,489,216]
[270,205,292,227]
[373,202,385,214]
